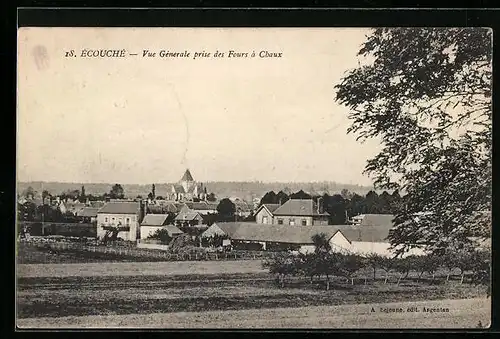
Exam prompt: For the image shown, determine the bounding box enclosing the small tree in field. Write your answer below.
[297,252,320,284]
[455,251,476,284]
[364,253,384,281]
[379,257,395,284]
[393,256,414,285]
[262,253,299,288]
[442,253,458,282]
[338,254,363,285]
[426,255,443,282]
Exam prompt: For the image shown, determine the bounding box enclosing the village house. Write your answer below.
[271,199,330,226]
[76,207,99,223]
[254,203,280,224]
[96,201,144,241]
[201,222,351,253]
[140,214,184,240]
[174,206,205,228]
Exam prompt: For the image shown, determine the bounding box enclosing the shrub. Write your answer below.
[168,233,195,254]
[147,228,173,244]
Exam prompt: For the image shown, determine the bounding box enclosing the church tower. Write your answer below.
[180,169,195,193]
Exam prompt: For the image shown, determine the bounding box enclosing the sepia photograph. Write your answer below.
[16,27,492,329]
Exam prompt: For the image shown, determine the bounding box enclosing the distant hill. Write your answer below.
[17,181,376,201]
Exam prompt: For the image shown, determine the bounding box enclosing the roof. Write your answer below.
[175,210,203,221]
[359,214,395,227]
[141,214,169,226]
[163,225,184,236]
[255,204,280,215]
[209,222,341,244]
[184,201,218,211]
[181,169,194,181]
[98,201,140,215]
[273,199,330,217]
[89,201,106,208]
[172,184,185,194]
[333,224,393,242]
[77,207,99,218]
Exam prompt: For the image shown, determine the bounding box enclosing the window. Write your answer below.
[126,218,130,225]
[277,218,283,225]
[105,217,108,223]
[302,219,307,226]
[262,216,268,224]
[289,219,295,226]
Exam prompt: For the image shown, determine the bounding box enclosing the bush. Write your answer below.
[147,228,173,244]
[168,233,195,254]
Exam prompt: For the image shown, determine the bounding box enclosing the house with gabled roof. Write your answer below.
[140,214,184,239]
[96,201,144,241]
[254,203,280,224]
[272,199,330,226]
[174,209,204,227]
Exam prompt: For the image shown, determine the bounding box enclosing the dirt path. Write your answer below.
[17,297,490,329]
[17,260,265,278]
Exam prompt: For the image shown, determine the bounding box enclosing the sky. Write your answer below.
[17,27,381,185]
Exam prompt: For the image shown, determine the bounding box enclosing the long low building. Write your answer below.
[201,222,352,253]
[201,221,426,257]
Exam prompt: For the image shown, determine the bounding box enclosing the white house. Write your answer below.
[96,201,144,242]
[140,214,183,239]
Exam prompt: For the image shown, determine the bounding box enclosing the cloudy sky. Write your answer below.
[17,27,381,185]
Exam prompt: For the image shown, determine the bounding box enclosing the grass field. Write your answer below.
[17,260,265,278]
[17,268,488,321]
[17,297,490,329]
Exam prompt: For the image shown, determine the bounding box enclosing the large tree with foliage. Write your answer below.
[336,28,492,256]
[109,184,125,199]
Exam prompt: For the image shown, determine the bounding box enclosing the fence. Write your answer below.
[23,240,278,262]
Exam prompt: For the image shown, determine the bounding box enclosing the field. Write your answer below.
[17,261,489,327]
[16,241,491,329]
[17,297,490,329]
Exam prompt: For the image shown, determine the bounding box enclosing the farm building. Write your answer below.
[174,208,204,227]
[271,199,330,226]
[96,201,144,241]
[76,207,99,223]
[201,222,351,253]
[139,214,183,239]
[254,204,280,224]
[201,220,426,257]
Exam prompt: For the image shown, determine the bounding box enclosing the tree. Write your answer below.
[311,233,332,254]
[326,194,348,225]
[41,190,51,205]
[109,184,125,199]
[151,184,156,199]
[289,190,312,200]
[22,186,36,199]
[275,191,290,205]
[206,193,217,202]
[393,256,413,285]
[262,253,299,288]
[364,253,384,281]
[216,198,236,221]
[335,28,492,256]
[148,228,173,244]
[338,254,363,285]
[260,191,277,205]
[340,188,353,200]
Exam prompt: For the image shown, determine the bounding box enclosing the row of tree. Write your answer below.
[260,189,403,224]
[262,234,490,291]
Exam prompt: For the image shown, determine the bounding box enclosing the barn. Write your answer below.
[201,222,351,253]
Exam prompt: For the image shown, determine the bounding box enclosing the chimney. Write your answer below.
[317,197,324,214]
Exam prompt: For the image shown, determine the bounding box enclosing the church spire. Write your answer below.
[181,169,194,182]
